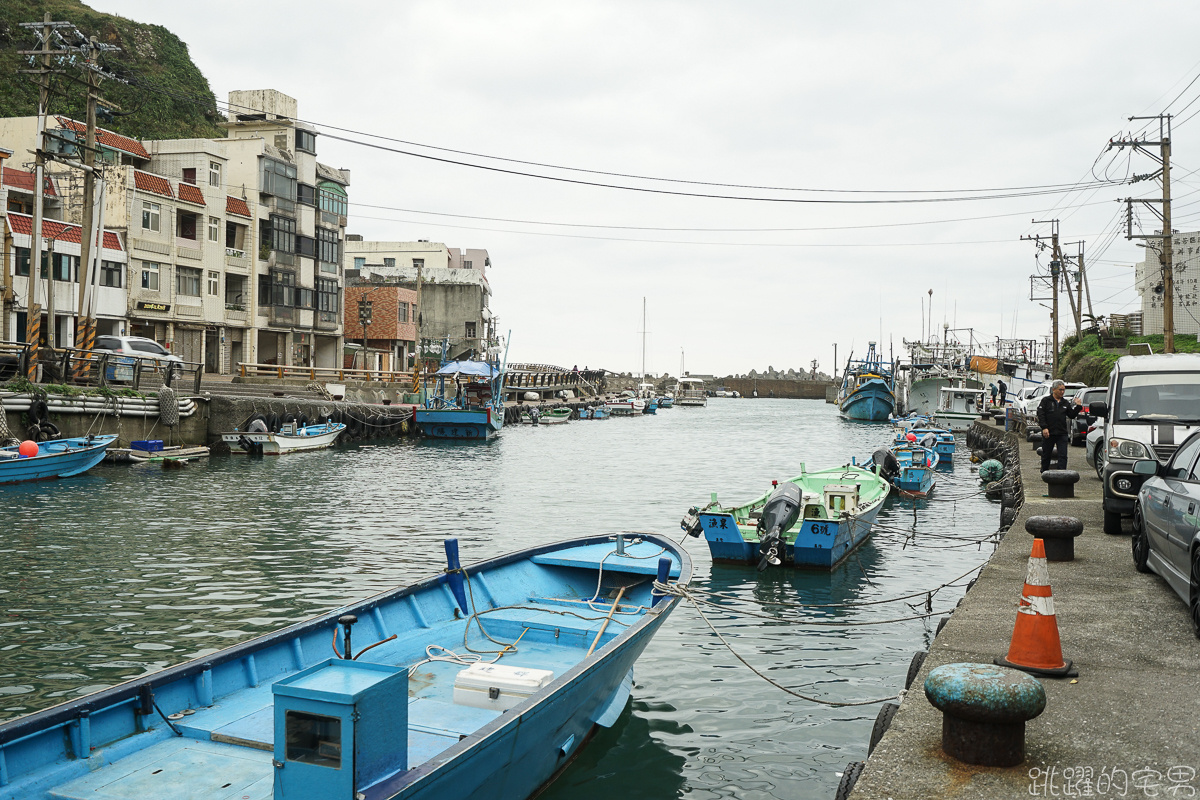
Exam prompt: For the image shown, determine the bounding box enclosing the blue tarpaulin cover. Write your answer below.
[434,361,499,378]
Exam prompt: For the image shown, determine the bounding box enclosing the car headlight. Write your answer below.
[1107,438,1150,460]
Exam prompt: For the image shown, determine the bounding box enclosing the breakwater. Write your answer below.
[722,377,833,399]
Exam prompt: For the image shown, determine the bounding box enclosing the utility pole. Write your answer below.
[75,38,100,357]
[1022,219,1061,376]
[1110,115,1174,352]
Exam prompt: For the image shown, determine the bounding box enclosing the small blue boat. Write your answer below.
[577,407,592,420]
[886,444,939,496]
[837,342,896,422]
[657,396,674,409]
[0,434,116,484]
[894,427,956,463]
[0,534,690,800]
[590,406,610,420]
[642,398,658,414]
[416,358,505,440]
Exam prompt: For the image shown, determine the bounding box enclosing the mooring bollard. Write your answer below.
[924,662,1046,767]
[1029,432,1043,451]
[1041,469,1080,499]
[1025,515,1084,561]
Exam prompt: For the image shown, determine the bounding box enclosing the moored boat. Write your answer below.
[885,443,939,496]
[223,420,346,455]
[932,385,987,431]
[837,342,896,422]
[674,377,707,408]
[590,405,611,420]
[893,427,955,462]
[605,392,645,416]
[0,534,691,800]
[682,463,890,570]
[415,358,506,441]
[0,435,116,484]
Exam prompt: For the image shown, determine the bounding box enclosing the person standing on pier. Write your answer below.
[1037,380,1082,473]
[998,379,1008,406]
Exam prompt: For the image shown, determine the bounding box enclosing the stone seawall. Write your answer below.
[721,378,833,399]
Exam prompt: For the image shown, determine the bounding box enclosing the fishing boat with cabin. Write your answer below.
[0,534,690,800]
[681,463,890,570]
[415,355,506,441]
[837,342,896,422]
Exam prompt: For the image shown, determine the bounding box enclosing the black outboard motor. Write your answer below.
[680,506,703,537]
[756,482,802,571]
[529,406,541,426]
[871,448,900,481]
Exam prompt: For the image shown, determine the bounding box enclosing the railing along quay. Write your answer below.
[237,362,413,387]
[0,339,203,394]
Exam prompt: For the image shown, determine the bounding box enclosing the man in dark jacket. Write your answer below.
[998,379,1008,405]
[1037,380,1082,472]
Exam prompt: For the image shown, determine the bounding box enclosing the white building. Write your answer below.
[1134,231,1200,336]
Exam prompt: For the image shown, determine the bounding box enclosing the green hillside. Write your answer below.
[0,0,223,146]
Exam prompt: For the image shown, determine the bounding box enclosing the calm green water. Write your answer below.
[0,399,998,798]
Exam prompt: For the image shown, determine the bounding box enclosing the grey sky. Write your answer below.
[87,1,1200,375]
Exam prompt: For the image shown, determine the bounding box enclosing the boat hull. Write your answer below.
[222,423,346,454]
[932,411,980,432]
[839,379,896,421]
[416,408,501,439]
[0,435,116,484]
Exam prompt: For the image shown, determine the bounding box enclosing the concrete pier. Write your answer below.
[848,420,1200,798]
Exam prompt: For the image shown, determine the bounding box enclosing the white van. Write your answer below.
[1091,354,1200,533]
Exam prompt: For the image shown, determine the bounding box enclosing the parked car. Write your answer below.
[93,336,183,364]
[1085,422,1106,480]
[1131,428,1200,637]
[1071,386,1109,445]
[1091,353,1200,534]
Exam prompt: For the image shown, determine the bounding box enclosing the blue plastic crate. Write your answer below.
[130,439,164,452]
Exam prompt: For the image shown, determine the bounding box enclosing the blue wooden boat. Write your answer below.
[415,358,505,440]
[657,396,674,409]
[887,444,939,497]
[893,427,956,463]
[682,463,890,569]
[837,342,896,421]
[590,406,610,420]
[577,407,591,420]
[0,534,690,800]
[0,434,116,484]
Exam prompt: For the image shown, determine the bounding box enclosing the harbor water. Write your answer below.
[1,399,998,798]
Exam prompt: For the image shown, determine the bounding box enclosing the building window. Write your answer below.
[177,266,202,297]
[354,257,365,269]
[261,158,297,200]
[101,260,123,288]
[182,167,196,185]
[141,261,160,290]
[178,211,198,241]
[413,258,424,270]
[317,227,339,265]
[463,260,472,269]
[260,269,296,307]
[318,182,347,216]
[297,183,317,207]
[296,235,317,258]
[398,302,408,323]
[465,321,477,339]
[142,201,160,232]
[383,258,395,268]
[296,129,317,154]
[208,216,220,243]
[265,214,296,253]
[52,253,78,282]
[317,278,339,313]
[208,270,220,296]
[209,161,221,187]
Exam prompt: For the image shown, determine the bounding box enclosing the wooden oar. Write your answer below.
[586,586,627,657]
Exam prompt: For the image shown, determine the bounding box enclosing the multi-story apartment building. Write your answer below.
[0,88,349,372]
[343,239,492,363]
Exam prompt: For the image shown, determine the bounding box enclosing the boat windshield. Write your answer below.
[1113,372,1200,422]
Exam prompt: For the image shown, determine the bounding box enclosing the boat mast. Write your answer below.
[641,297,646,385]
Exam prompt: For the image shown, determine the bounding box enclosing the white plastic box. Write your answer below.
[452,663,555,711]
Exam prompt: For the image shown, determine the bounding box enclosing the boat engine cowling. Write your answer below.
[756,482,801,570]
[871,448,900,481]
[680,507,703,537]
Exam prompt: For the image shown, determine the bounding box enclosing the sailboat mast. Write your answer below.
[641,297,646,382]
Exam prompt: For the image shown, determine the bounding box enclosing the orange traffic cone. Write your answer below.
[995,538,1078,677]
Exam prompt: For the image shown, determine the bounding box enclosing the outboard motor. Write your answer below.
[871,448,900,481]
[919,432,938,449]
[529,406,541,426]
[756,482,802,571]
[680,506,703,537]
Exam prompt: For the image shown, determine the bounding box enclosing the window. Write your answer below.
[297,183,317,207]
[52,253,78,282]
[295,235,317,259]
[413,258,424,269]
[101,260,123,288]
[317,228,339,265]
[284,710,341,769]
[141,261,160,291]
[353,257,365,269]
[208,217,220,243]
[266,214,296,253]
[226,221,247,252]
[182,167,196,185]
[177,266,202,296]
[142,201,160,232]
[295,129,317,154]
[317,278,339,313]
[260,158,297,200]
[208,270,220,296]
[465,321,477,339]
[295,287,314,309]
[318,182,347,216]
[260,269,296,307]
[209,161,221,187]
[383,258,395,268]
[178,211,198,241]
[398,302,408,323]
[463,260,472,269]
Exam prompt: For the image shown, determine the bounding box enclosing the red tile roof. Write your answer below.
[177,182,206,206]
[2,167,58,197]
[226,196,252,218]
[56,118,151,160]
[8,212,123,252]
[134,170,174,198]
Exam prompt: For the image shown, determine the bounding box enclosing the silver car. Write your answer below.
[1131,430,1200,638]
[94,336,183,364]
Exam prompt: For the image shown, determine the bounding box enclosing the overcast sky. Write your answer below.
[86,1,1200,376]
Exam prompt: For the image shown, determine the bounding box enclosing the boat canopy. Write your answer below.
[435,360,499,378]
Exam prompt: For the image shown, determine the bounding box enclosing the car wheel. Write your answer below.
[1093,444,1105,481]
[1103,507,1123,535]
[1190,547,1200,640]
[1131,504,1151,573]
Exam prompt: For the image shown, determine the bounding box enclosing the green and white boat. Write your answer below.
[682,463,890,569]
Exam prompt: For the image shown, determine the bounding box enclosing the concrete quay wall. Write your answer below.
[722,378,833,399]
[847,420,1200,799]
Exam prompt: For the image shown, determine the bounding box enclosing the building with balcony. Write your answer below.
[344,239,492,363]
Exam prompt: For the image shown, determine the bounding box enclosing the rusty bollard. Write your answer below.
[924,663,1046,767]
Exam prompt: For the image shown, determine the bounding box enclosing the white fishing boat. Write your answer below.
[675,377,708,407]
[222,420,347,455]
[605,392,646,416]
[932,385,988,431]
